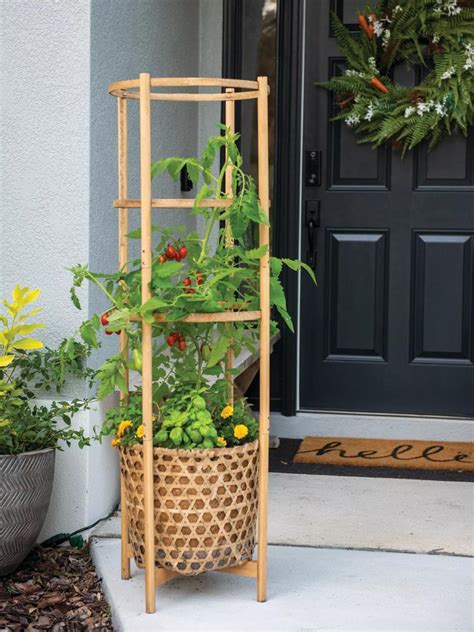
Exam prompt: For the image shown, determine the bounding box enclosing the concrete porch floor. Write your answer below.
[92,539,473,631]
[91,471,474,630]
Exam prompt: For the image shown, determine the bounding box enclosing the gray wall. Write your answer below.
[0,0,223,539]
[0,0,91,350]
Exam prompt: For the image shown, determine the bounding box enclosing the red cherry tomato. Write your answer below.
[115,330,121,335]
[101,312,109,327]
[166,244,177,259]
[175,252,182,262]
[179,245,187,259]
[185,288,196,294]
[183,277,192,287]
[105,330,113,336]
[196,273,205,286]
[159,255,166,264]
[166,332,179,347]
[178,338,186,351]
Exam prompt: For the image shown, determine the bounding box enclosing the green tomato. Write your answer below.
[132,348,142,372]
[201,344,211,361]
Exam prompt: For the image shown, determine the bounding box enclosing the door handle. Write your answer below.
[305,201,320,269]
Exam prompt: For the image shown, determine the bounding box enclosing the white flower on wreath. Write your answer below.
[345,69,365,78]
[373,20,385,38]
[393,5,402,15]
[464,43,474,71]
[345,114,361,127]
[382,30,391,48]
[404,106,416,118]
[417,102,431,116]
[434,0,461,16]
[368,57,379,75]
[434,95,449,117]
[440,66,456,80]
[364,102,375,122]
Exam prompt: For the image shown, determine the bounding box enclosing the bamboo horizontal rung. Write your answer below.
[110,77,260,91]
[113,198,232,209]
[130,310,261,324]
[133,91,261,102]
[214,560,258,578]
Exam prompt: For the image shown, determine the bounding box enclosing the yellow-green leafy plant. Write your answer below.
[0,285,45,370]
[0,285,90,455]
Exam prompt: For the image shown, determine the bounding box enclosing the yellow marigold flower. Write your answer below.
[111,437,121,448]
[234,424,248,440]
[221,405,234,419]
[117,419,133,438]
[136,424,145,439]
[217,436,227,447]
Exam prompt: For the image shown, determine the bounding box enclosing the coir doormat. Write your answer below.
[293,436,474,472]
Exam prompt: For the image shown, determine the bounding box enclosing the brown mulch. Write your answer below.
[0,545,113,631]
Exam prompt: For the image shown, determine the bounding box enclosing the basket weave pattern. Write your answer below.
[121,441,259,575]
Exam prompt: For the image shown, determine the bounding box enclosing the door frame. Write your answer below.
[222,0,306,416]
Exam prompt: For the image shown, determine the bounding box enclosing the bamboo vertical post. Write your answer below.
[139,73,156,614]
[225,88,235,405]
[256,76,270,603]
[118,96,130,581]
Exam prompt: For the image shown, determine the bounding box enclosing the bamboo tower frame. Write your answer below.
[109,74,270,614]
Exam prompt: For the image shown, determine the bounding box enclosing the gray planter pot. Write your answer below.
[0,448,55,576]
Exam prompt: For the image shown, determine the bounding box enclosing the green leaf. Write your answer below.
[70,287,81,310]
[229,203,249,239]
[245,244,268,259]
[282,258,317,286]
[154,429,168,443]
[155,260,183,278]
[80,322,99,348]
[141,296,168,314]
[270,277,287,310]
[270,257,283,277]
[170,427,183,445]
[206,335,229,368]
[276,304,294,333]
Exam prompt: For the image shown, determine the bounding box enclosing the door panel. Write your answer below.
[326,231,388,360]
[411,233,473,363]
[299,0,474,416]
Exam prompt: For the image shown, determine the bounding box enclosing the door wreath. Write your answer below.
[320,0,474,154]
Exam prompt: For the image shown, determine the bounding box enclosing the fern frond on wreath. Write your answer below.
[318,0,474,154]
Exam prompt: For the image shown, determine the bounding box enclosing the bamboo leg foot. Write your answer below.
[155,568,180,587]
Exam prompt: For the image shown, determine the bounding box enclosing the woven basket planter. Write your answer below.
[120,440,259,576]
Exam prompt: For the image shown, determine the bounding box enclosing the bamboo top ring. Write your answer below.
[108,77,268,101]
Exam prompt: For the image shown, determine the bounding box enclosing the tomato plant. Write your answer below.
[70,127,316,447]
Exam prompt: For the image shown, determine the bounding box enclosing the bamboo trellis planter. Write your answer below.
[109,74,270,614]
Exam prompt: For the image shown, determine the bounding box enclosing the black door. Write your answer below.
[299,0,474,416]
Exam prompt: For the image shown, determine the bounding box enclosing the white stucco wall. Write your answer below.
[0,0,223,540]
